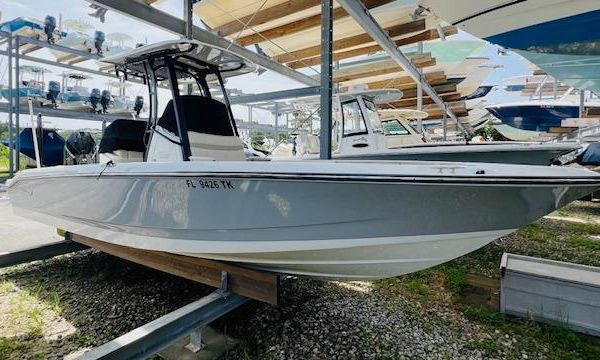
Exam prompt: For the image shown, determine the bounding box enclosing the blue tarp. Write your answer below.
[578,142,600,165]
[3,128,65,166]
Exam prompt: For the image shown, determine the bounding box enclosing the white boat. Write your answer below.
[276,89,581,165]
[7,39,600,280]
[419,0,600,94]
[56,72,93,112]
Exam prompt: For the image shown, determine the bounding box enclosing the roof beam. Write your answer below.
[272,18,426,63]
[287,26,457,69]
[85,0,319,86]
[215,0,322,37]
[337,0,467,133]
[236,0,393,47]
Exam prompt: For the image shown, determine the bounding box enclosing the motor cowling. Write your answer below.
[46,81,60,108]
[44,15,57,44]
[134,96,144,116]
[94,31,105,55]
[89,88,101,113]
[100,90,111,113]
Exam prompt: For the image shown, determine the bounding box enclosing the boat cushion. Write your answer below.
[98,119,147,163]
[188,132,245,161]
[99,150,144,164]
[158,95,235,137]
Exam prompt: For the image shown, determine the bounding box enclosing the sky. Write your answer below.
[0,0,531,130]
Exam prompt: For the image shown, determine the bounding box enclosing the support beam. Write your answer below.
[86,0,318,86]
[236,0,393,47]
[287,26,457,69]
[272,18,426,63]
[71,233,279,304]
[229,86,321,105]
[364,70,447,90]
[0,241,88,268]
[337,0,466,134]
[320,0,334,160]
[80,291,248,360]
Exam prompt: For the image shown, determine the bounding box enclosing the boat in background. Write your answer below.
[419,0,600,94]
[0,65,49,106]
[0,15,66,44]
[56,72,93,112]
[274,89,580,165]
[65,131,97,165]
[8,39,600,281]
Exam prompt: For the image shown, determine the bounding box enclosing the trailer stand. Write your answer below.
[185,270,229,353]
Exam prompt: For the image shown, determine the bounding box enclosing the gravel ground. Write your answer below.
[1,201,599,359]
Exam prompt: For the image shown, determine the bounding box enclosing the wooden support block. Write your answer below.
[388,92,462,108]
[215,0,322,37]
[237,0,393,46]
[70,233,279,305]
[332,54,435,83]
[272,19,426,63]
[287,26,457,69]
[548,127,578,134]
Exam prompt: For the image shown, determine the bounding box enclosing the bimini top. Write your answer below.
[101,39,258,80]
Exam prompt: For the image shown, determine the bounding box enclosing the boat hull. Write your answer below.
[486,104,579,132]
[7,161,599,279]
[334,143,579,165]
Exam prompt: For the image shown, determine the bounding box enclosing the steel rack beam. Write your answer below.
[336,0,467,135]
[17,35,102,61]
[85,0,319,86]
[229,86,321,105]
[80,291,248,360]
[0,240,88,268]
[0,103,147,122]
[319,0,334,159]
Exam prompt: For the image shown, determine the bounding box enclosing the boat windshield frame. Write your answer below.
[114,47,239,162]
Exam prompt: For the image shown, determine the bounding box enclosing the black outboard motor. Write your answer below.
[89,88,101,113]
[46,81,60,108]
[66,131,96,164]
[94,31,106,55]
[134,96,144,116]
[44,15,57,44]
[100,90,111,113]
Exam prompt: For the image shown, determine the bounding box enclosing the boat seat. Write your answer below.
[98,119,147,163]
[150,95,244,161]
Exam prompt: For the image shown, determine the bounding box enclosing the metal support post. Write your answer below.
[319,0,333,159]
[184,0,193,39]
[579,89,585,118]
[7,34,14,176]
[274,102,279,146]
[443,105,447,141]
[15,36,21,171]
[416,42,423,134]
[185,328,205,353]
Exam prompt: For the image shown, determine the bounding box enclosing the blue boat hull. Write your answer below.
[486,104,579,132]
[484,9,600,94]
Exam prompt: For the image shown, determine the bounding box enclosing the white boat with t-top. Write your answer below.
[7,40,600,280]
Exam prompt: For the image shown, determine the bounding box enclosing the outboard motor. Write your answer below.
[134,96,144,116]
[94,31,106,56]
[44,15,57,44]
[65,131,96,164]
[46,81,60,108]
[89,88,101,113]
[100,90,111,113]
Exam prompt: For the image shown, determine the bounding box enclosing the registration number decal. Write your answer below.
[186,179,235,190]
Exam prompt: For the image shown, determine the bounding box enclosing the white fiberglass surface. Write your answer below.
[8,159,600,182]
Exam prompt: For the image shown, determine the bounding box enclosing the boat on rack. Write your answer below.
[275,89,581,165]
[8,39,600,280]
[419,0,600,94]
[0,65,49,106]
[56,72,93,112]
